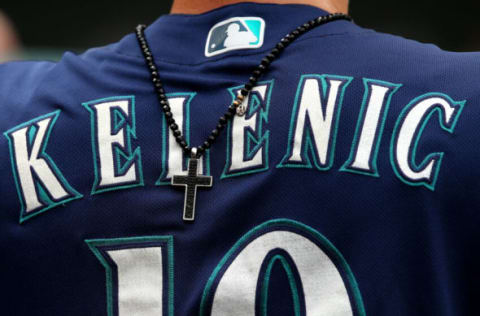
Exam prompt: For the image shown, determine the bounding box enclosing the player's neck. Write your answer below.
[170,0,349,15]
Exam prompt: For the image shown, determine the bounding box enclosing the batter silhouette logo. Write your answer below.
[205,17,265,57]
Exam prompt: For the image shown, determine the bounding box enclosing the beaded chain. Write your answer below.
[135,13,352,159]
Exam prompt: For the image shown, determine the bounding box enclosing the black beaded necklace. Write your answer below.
[135,13,352,221]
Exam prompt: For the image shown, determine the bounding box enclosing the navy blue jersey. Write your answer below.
[1,3,479,315]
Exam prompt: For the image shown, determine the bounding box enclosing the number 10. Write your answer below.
[86,219,365,316]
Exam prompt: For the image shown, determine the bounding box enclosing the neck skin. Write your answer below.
[170,0,348,15]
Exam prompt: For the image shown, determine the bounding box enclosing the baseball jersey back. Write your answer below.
[1,3,479,315]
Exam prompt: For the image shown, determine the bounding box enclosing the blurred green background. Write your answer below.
[2,0,480,61]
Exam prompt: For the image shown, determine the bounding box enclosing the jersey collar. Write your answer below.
[124,2,360,65]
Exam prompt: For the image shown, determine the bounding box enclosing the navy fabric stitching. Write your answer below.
[111,30,372,67]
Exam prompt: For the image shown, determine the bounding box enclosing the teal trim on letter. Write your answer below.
[82,96,144,195]
[3,110,83,223]
[27,124,38,145]
[199,218,366,316]
[221,80,274,179]
[340,78,402,177]
[260,254,302,316]
[85,235,174,316]
[113,108,126,134]
[156,92,211,185]
[390,92,465,191]
[277,74,353,171]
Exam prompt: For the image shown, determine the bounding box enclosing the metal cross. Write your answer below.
[171,148,213,221]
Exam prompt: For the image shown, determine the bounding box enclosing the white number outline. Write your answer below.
[86,236,174,316]
[199,218,366,316]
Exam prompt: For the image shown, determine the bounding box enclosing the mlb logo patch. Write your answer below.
[205,17,265,57]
